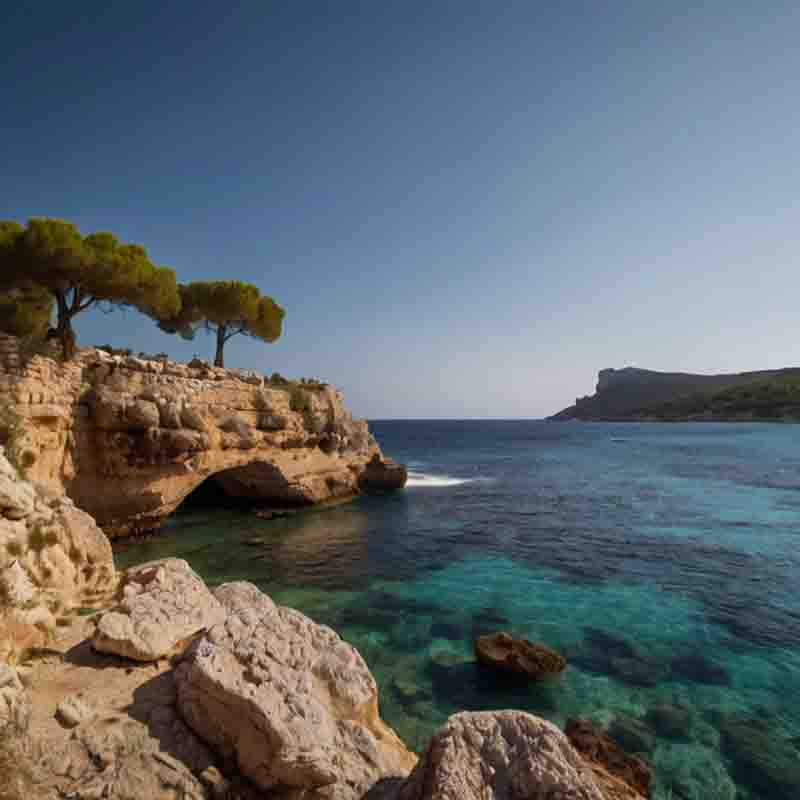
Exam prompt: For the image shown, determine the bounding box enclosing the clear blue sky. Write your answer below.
[3,2,799,418]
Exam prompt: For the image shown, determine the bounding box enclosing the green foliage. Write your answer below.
[0,285,53,340]
[289,384,312,413]
[160,280,285,367]
[0,218,180,359]
[650,375,800,420]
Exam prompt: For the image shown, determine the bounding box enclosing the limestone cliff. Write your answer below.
[0,447,116,663]
[0,335,405,538]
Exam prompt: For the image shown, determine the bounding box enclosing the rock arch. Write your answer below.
[0,344,406,538]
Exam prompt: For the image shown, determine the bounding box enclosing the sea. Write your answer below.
[116,420,800,800]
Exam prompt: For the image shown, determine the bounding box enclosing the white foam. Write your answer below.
[405,471,474,488]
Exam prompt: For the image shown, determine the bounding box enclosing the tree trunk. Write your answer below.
[214,325,226,368]
[54,291,76,361]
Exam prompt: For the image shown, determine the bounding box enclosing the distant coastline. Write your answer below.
[549,366,800,422]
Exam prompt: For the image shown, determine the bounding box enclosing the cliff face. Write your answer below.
[0,335,405,537]
[550,366,800,421]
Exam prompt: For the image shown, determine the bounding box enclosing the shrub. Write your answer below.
[289,385,311,413]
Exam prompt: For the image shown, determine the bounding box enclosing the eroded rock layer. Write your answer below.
[0,447,116,662]
[0,336,405,537]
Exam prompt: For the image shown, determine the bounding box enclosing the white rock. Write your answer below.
[176,582,416,798]
[93,559,225,662]
[57,692,96,728]
[399,711,606,800]
[0,662,30,732]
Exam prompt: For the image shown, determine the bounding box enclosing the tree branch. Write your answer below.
[76,295,96,313]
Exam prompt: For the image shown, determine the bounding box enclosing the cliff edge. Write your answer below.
[0,334,405,537]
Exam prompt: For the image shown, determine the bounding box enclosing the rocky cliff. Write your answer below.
[0,335,405,537]
[550,365,800,421]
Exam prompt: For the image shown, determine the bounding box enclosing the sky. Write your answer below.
[3,2,800,418]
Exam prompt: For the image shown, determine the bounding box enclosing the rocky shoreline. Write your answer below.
[0,440,650,799]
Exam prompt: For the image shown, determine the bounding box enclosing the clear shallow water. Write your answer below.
[116,421,800,800]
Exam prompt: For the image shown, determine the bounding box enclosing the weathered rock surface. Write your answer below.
[175,581,417,798]
[359,454,408,492]
[56,691,96,728]
[0,447,116,662]
[474,632,567,679]
[398,710,605,800]
[565,718,651,799]
[0,661,30,732]
[93,559,225,661]
[0,339,406,537]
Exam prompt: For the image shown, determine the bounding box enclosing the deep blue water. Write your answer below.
[117,421,800,800]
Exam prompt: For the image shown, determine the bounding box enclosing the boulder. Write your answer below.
[90,390,129,431]
[565,718,651,798]
[125,398,160,430]
[212,580,276,615]
[93,559,225,661]
[359,454,408,491]
[175,581,416,798]
[398,710,605,800]
[56,691,96,728]
[180,405,207,432]
[0,662,30,732]
[474,632,566,679]
[0,448,116,661]
[159,400,183,429]
[40,713,209,800]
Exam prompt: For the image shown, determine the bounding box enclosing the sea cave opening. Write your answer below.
[176,460,306,515]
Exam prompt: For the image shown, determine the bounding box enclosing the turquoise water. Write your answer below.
[116,421,800,800]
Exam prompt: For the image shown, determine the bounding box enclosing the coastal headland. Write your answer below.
[0,334,405,538]
[550,366,800,422]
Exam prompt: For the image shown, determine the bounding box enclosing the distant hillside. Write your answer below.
[550,367,800,421]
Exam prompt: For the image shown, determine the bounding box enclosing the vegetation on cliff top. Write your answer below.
[0,218,284,366]
[157,280,284,368]
[551,367,800,421]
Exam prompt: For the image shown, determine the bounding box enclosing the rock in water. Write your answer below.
[359,454,408,491]
[93,558,226,661]
[474,632,566,679]
[175,581,416,799]
[565,718,651,798]
[398,710,605,800]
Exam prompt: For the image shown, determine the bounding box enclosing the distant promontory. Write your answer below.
[550,366,800,422]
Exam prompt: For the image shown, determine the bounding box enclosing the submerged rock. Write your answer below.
[474,632,566,679]
[175,581,416,798]
[718,715,800,800]
[93,558,225,661]
[398,710,606,800]
[644,703,692,740]
[565,718,651,799]
[608,714,655,755]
